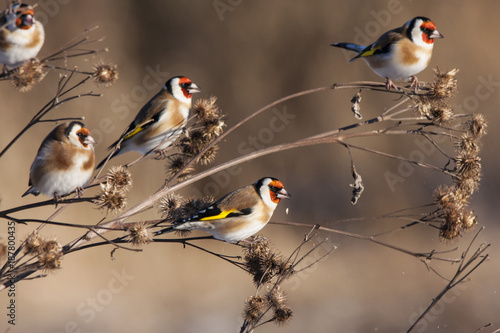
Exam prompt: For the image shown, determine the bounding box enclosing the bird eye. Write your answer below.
[269,185,280,192]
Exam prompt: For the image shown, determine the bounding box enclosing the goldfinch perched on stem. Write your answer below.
[22,121,96,200]
[0,2,45,68]
[155,177,291,242]
[96,76,200,169]
[332,16,443,90]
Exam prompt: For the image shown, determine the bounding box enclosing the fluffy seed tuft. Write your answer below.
[11,59,45,92]
[243,296,265,324]
[430,68,458,99]
[125,221,152,246]
[38,240,63,270]
[93,62,118,86]
[274,306,293,326]
[24,232,43,255]
[106,166,132,192]
[94,183,127,212]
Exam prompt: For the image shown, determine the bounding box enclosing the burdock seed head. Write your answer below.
[125,221,152,247]
[93,62,118,87]
[38,240,63,270]
[243,295,266,324]
[11,59,45,92]
[24,231,43,255]
[94,183,127,213]
[106,166,132,192]
[430,68,458,99]
[466,114,487,138]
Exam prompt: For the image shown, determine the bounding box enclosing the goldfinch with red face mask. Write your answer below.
[155,177,291,242]
[23,121,96,199]
[0,3,45,68]
[332,16,443,90]
[96,76,200,169]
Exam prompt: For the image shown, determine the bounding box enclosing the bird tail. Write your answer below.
[22,186,39,197]
[331,42,366,61]
[154,226,176,236]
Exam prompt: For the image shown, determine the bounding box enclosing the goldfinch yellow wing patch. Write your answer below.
[123,126,144,140]
[200,209,237,221]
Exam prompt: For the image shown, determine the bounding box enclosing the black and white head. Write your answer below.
[255,177,291,208]
[405,16,444,48]
[164,76,201,104]
[64,121,96,149]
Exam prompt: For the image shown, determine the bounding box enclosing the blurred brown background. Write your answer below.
[1,1,499,332]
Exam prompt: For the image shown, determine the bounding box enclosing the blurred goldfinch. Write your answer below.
[23,121,96,199]
[96,76,200,169]
[0,3,44,68]
[332,16,443,90]
[155,177,291,242]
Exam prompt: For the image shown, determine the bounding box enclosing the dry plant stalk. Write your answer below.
[0,67,490,333]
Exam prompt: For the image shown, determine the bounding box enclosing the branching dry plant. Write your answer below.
[0,33,490,333]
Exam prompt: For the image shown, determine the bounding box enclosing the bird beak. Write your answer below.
[188,83,201,94]
[84,135,97,146]
[276,188,291,200]
[430,30,444,39]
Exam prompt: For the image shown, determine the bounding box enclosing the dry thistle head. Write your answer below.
[94,183,127,213]
[413,97,432,118]
[460,210,477,230]
[11,59,45,92]
[24,231,43,255]
[193,96,222,125]
[273,306,293,326]
[166,156,193,181]
[433,185,464,212]
[440,219,461,241]
[455,151,481,180]
[38,240,63,270]
[430,68,458,99]
[266,286,287,309]
[106,166,132,192]
[243,236,284,286]
[180,130,210,157]
[456,133,480,156]
[430,104,454,124]
[198,145,219,165]
[243,296,266,324]
[466,114,487,138]
[125,221,152,246]
[454,176,480,199]
[93,62,118,87]
[159,193,185,220]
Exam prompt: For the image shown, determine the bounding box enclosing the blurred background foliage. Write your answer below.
[0,0,499,332]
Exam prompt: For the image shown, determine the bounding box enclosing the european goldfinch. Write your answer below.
[332,16,443,90]
[22,121,96,199]
[155,177,291,242]
[0,3,44,68]
[96,76,200,169]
